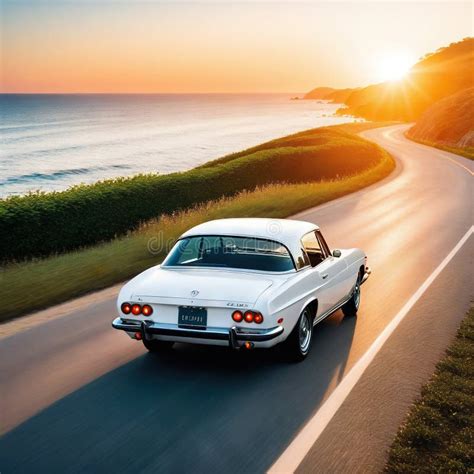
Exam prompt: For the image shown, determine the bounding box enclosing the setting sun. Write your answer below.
[375,52,416,82]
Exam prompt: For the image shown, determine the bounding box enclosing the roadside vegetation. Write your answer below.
[405,135,474,161]
[386,307,474,473]
[0,122,394,321]
[1,124,388,263]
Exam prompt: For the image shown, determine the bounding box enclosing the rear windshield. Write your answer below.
[162,235,295,272]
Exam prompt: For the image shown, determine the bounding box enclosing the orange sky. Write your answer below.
[1,1,472,93]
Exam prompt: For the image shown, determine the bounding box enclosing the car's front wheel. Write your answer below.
[143,338,174,353]
[283,307,313,362]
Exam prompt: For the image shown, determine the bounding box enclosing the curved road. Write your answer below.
[0,125,472,473]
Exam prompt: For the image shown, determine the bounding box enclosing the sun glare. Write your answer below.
[375,52,416,82]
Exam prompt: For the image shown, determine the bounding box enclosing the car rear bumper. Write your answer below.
[112,317,284,349]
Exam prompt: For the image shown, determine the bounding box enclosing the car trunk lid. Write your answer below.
[132,267,275,306]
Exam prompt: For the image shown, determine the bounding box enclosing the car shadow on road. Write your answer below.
[0,311,357,474]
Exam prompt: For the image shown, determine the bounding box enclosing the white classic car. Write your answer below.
[112,218,370,361]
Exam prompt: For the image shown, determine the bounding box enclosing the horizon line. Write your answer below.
[0,91,307,95]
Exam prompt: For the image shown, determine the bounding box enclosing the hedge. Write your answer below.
[0,128,384,262]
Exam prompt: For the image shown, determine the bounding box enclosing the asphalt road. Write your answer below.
[0,125,472,473]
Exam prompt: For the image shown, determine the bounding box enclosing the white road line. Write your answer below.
[269,226,474,474]
[438,153,473,176]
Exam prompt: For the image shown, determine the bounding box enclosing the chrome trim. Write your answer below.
[229,326,238,349]
[361,266,371,285]
[112,318,284,345]
[234,326,284,341]
[159,265,296,276]
[162,234,298,272]
[112,319,141,332]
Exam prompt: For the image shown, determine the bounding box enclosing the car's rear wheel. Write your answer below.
[342,273,362,316]
[283,307,313,362]
[142,338,174,353]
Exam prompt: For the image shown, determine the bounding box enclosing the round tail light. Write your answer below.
[254,313,263,324]
[121,302,132,314]
[232,310,243,322]
[244,311,254,323]
[131,304,142,315]
[142,304,153,316]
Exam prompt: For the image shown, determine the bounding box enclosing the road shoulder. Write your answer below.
[0,284,121,340]
[386,306,473,472]
[295,235,473,473]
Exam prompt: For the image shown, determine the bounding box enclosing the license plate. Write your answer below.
[178,307,207,329]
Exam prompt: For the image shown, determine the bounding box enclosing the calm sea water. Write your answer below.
[0,94,355,197]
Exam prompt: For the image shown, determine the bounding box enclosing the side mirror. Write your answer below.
[332,249,342,258]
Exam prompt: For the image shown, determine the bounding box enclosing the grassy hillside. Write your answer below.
[0,126,388,263]
[324,88,356,103]
[406,88,474,159]
[303,86,336,100]
[0,123,395,320]
[304,87,357,103]
[304,38,473,122]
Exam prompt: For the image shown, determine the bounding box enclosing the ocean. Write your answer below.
[0,94,354,198]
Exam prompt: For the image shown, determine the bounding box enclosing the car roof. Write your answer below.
[181,218,319,257]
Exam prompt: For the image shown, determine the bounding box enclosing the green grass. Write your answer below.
[386,307,474,473]
[405,134,474,161]
[0,148,394,322]
[198,121,399,169]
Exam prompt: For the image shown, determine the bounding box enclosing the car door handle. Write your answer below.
[321,273,329,279]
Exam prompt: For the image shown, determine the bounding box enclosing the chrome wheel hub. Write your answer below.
[354,281,361,308]
[299,311,312,353]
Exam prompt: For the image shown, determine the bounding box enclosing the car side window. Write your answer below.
[316,230,331,257]
[301,231,326,267]
[294,247,310,270]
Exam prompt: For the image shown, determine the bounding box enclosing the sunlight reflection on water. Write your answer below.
[0,94,356,197]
